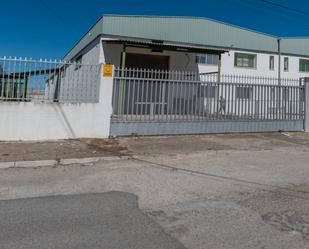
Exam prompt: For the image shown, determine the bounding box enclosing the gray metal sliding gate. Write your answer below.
[110,68,305,136]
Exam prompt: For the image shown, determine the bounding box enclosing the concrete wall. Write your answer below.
[0,65,114,141]
[0,102,108,140]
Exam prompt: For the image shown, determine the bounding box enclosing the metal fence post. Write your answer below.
[304,77,309,132]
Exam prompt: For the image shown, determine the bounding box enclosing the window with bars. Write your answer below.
[196,54,219,65]
[234,53,257,69]
[197,85,217,98]
[299,59,309,72]
[236,86,252,99]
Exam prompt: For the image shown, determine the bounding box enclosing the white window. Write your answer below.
[299,59,309,72]
[269,56,275,70]
[284,57,289,72]
[196,54,219,65]
[234,53,257,69]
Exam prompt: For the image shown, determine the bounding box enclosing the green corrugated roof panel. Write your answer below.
[102,15,278,52]
[64,15,309,61]
[281,38,309,57]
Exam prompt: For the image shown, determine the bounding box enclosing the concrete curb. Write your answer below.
[0,155,133,170]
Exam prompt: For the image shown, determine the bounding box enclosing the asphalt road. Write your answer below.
[1,133,309,249]
[0,192,185,249]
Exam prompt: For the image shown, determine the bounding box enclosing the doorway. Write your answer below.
[124,53,170,116]
[125,53,169,71]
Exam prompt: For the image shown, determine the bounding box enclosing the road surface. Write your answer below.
[0,192,185,249]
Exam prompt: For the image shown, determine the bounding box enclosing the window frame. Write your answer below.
[284,57,289,72]
[234,52,257,69]
[75,54,83,70]
[196,54,219,65]
[269,55,275,71]
[299,58,309,73]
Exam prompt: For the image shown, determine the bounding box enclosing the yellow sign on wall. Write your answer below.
[103,64,113,77]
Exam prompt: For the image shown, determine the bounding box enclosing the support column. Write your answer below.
[99,64,114,137]
[304,78,309,132]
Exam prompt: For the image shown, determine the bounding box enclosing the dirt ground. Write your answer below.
[118,132,309,155]
[1,132,308,162]
[0,138,128,162]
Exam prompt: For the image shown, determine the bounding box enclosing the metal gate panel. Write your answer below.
[111,68,305,136]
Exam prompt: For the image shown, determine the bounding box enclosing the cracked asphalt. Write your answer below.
[1,132,309,249]
[0,192,185,249]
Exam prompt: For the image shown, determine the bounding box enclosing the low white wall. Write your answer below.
[0,65,114,141]
[0,102,108,140]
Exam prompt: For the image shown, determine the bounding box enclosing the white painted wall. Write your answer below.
[220,50,309,79]
[75,37,102,64]
[0,102,106,140]
[55,38,103,102]
[0,65,114,141]
[101,42,309,80]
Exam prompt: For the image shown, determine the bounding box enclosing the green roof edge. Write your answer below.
[63,14,309,61]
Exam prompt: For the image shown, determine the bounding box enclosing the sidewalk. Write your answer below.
[118,132,309,156]
[1,132,309,169]
[0,138,128,163]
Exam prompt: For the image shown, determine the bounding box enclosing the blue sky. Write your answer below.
[1,0,309,59]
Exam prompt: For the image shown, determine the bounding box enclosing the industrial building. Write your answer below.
[64,15,309,80]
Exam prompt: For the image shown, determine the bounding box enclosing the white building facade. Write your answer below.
[2,15,309,141]
[64,15,309,82]
[67,37,309,82]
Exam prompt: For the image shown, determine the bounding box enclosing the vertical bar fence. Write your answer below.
[0,56,101,103]
[112,67,304,122]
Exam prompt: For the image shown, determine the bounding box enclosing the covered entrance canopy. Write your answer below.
[106,37,228,121]
[104,38,227,72]
[107,38,227,119]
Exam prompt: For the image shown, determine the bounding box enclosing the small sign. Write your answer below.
[103,64,113,77]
